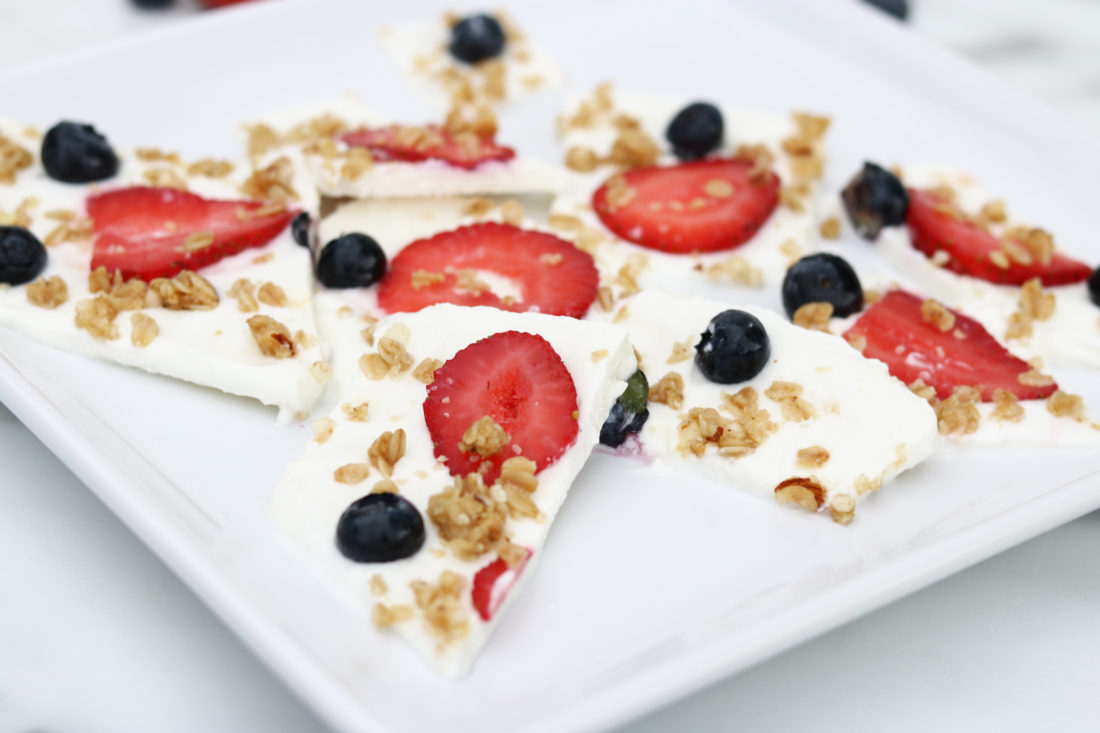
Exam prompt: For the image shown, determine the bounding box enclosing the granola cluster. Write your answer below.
[1005,277,1055,341]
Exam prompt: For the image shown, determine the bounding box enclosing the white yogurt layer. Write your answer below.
[876,164,1100,369]
[0,120,326,415]
[608,291,936,522]
[553,89,831,294]
[252,96,565,200]
[268,305,635,677]
[377,12,563,109]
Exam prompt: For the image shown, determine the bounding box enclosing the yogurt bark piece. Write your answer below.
[0,120,327,416]
[244,96,565,200]
[377,10,562,110]
[875,164,1100,370]
[268,304,635,676]
[609,290,936,524]
[551,85,831,302]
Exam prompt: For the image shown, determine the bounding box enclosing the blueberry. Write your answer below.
[315,233,386,288]
[599,370,650,447]
[665,102,724,161]
[841,161,909,240]
[1089,266,1100,308]
[130,0,175,8]
[291,212,312,248]
[861,0,909,21]
[782,253,864,319]
[449,14,506,64]
[695,310,770,384]
[0,227,48,285]
[336,493,425,563]
[41,121,119,184]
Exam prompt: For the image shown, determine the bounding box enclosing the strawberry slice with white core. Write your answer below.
[591,158,780,254]
[906,189,1091,286]
[423,331,579,484]
[471,547,533,622]
[88,186,297,281]
[377,222,598,318]
[843,289,1057,401]
[342,125,515,170]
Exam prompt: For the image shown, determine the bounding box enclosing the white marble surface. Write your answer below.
[1,1,1099,732]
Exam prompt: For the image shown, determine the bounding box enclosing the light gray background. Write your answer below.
[1,1,1098,731]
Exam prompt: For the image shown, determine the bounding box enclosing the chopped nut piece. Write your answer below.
[412,357,443,384]
[368,429,407,477]
[796,445,830,469]
[649,372,684,409]
[342,402,369,422]
[410,571,469,649]
[459,416,510,458]
[1005,226,1054,265]
[818,216,841,239]
[360,337,415,379]
[334,463,371,484]
[129,312,158,347]
[991,389,1025,422]
[149,271,218,310]
[257,282,288,307]
[247,314,297,358]
[828,494,856,525]
[427,473,507,560]
[1019,277,1055,321]
[312,417,335,443]
[792,301,833,331]
[1047,390,1086,421]
[774,477,825,512]
[25,275,68,309]
[677,407,731,457]
[920,299,956,333]
[372,603,414,629]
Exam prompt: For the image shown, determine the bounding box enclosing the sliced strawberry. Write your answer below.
[906,189,1090,286]
[591,158,780,254]
[88,186,296,281]
[423,331,579,484]
[471,547,533,622]
[843,289,1057,401]
[377,222,598,318]
[342,125,515,170]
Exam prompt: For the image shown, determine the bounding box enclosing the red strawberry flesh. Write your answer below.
[906,189,1090,286]
[591,158,780,253]
[423,331,579,484]
[88,186,296,281]
[342,125,515,170]
[471,547,532,622]
[843,289,1057,401]
[377,222,598,318]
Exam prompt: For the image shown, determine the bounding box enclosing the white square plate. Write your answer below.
[1,1,1098,731]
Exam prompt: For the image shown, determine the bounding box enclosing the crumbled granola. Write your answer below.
[25,275,68,309]
[715,386,778,457]
[1047,390,1085,421]
[0,132,33,184]
[312,417,335,443]
[410,570,469,650]
[427,473,507,559]
[247,314,297,358]
[359,337,415,379]
[991,388,1025,422]
[42,215,94,247]
[0,196,37,227]
[1017,367,1054,387]
[73,296,121,340]
[774,477,825,512]
[564,145,600,172]
[498,199,524,226]
[342,402,369,422]
[602,174,636,211]
[828,494,856,525]
[142,167,188,191]
[412,358,443,384]
[257,282,288,307]
[540,252,563,266]
[227,278,258,312]
[369,574,387,596]
[187,158,234,178]
[459,416,510,459]
[908,378,937,401]
[596,285,615,312]
[649,372,684,409]
[310,360,331,383]
[495,456,539,519]
[368,429,406,477]
[239,156,298,201]
[934,386,981,435]
[372,603,414,629]
[920,298,956,333]
[149,271,218,310]
[371,479,399,495]
[704,256,763,288]
[796,445,830,469]
[667,336,694,364]
[411,269,446,290]
[845,331,867,353]
[818,217,841,239]
[1004,226,1054,266]
[334,463,371,484]
[129,312,158,347]
[764,381,816,422]
[792,301,833,331]
[606,125,660,169]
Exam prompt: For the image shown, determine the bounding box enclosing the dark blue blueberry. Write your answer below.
[841,161,909,240]
[695,310,770,384]
[336,493,425,563]
[131,0,175,7]
[782,253,864,319]
[0,227,48,285]
[665,102,724,161]
[315,233,386,288]
[861,0,909,21]
[41,121,119,184]
[599,370,650,447]
[291,212,312,248]
[449,14,506,64]
[1088,266,1100,308]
